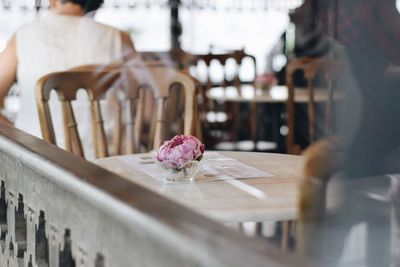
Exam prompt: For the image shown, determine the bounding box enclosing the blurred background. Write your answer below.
[1,1,400,266]
[0,0,304,73]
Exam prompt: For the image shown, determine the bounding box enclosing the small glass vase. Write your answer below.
[155,160,202,183]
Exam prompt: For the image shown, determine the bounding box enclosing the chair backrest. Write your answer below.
[286,56,339,155]
[129,64,197,150]
[138,48,196,71]
[189,49,257,90]
[36,64,196,159]
[137,50,203,141]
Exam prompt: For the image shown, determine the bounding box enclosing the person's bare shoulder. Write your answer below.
[0,34,17,110]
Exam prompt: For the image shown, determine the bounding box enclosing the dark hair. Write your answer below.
[61,0,104,13]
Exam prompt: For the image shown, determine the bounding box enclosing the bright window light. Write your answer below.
[0,40,6,52]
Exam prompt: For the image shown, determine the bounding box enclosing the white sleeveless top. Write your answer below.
[15,12,123,158]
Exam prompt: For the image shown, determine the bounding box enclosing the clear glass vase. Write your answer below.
[155,160,202,183]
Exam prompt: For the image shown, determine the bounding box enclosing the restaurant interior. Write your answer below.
[0,0,399,266]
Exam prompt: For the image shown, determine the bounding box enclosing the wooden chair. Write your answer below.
[189,49,257,145]
[286,56,339,155]
[137,50,203,141]
[127,63,197,150]
[138,48,196,71]
[190,48,257,89]
[36,63,196,159]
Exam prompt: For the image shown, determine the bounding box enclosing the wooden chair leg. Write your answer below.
[229,102,240,142]
[250,102,258,150]
[281,221,290,251]
[290,220,297,240]
[238,222,244,232]
[255,222,263,236]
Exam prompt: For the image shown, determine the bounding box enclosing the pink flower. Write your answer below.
[156,135,205,169]
[255,73,277,88]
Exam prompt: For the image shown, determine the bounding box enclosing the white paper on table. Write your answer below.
[120,152,274,182]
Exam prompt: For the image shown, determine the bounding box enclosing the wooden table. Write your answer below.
[206,85,332,152]
[206,85,331,103]
[94,151,303,223]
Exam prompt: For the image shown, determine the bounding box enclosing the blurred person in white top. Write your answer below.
[0,0,136,158]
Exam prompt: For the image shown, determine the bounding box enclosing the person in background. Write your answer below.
[297,0,400,266]
[336,0,400,177]
[288,0,331,58]
[0,0,136,157]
